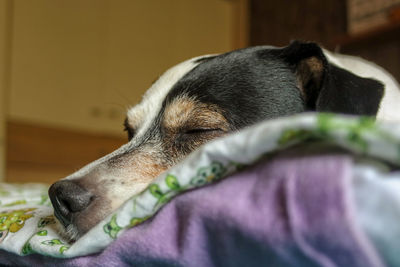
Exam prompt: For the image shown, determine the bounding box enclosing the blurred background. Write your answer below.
[0,0,399,184]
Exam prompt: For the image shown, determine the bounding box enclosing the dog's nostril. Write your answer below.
[48,180,94,226]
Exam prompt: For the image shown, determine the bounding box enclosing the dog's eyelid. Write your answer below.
[184,128,224,135]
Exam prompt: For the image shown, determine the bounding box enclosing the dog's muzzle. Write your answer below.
[48,180,94,227]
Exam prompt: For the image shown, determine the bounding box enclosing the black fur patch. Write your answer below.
[165,47,305,130]
[316,64,384,115]
[274,41,384,116]
[153,42,385,133]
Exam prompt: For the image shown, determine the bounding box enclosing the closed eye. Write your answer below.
[184,128,224,135]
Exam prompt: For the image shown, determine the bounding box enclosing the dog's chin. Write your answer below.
[54,216,108,243]
[54,207,113,242]
[54,219,80,243]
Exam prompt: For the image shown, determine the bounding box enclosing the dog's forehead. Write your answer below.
[126,54,217,135]
[126,45,283,135]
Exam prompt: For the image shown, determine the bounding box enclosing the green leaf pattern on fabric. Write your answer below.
[104,214,122,239]
[38,194,51,206]
[129,216,151,228]
[165,174,181,190]
[0,208,35,234]
[149,184,164,200]
[41,238,69,254]
[41,239,63,246]
[1,200,27,207]
[148,174,185,212]
[59,245,69,254]
[190,162,226,186]
[21,242,33,255]
[37,216,56,228]
[37,230,47,236]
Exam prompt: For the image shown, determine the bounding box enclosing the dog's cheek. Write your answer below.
[104,151,171,211]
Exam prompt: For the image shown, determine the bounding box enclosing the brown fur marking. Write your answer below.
[163,96,229,132]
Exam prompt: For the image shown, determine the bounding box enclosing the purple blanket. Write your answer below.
[0,152,383,267]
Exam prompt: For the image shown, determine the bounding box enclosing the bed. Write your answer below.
[0,113,399,266]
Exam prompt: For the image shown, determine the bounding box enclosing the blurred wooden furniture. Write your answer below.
[6,121,125,184]
[335,20,400,82]
[250,0,346,49]
[0,0,10,181]
[250,0,400,82]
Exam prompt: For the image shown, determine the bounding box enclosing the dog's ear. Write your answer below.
[277,41,327,110]
[277,40,384,116]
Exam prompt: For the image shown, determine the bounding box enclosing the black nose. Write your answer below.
[48,180,94,227]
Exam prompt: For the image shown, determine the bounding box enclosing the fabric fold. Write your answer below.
[0,151,384,267]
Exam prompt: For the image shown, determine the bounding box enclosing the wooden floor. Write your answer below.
[6,121,125,184]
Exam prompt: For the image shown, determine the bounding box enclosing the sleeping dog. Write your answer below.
[49,41,400,241]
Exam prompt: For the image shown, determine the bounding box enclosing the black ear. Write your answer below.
[278,41,384,116]
[278,41,327,110]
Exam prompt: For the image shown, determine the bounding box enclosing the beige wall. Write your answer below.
[8,0,237,136]
[0,0,10,181]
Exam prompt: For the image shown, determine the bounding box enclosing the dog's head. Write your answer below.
[48,41,384,240]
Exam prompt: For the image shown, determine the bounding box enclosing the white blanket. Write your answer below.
[0,113,400,258]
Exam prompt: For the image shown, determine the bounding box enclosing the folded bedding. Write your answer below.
[0,113,399,266]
